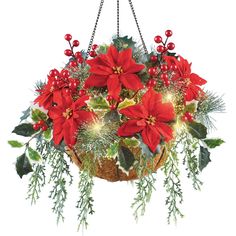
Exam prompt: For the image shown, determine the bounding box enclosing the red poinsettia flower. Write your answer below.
[118,89,175,152]
[164,55,207,101]
[48,95,95,147]
[85,45,145,100]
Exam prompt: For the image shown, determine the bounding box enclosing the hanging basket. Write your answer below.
[68,146,167,182]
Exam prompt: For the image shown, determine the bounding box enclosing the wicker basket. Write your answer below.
[69,146,167,182]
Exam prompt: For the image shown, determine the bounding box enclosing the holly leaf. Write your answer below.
[27,147,41,161]
[204,139,225,149]
[16,153,33,178]
[31,109,47,122]
[107,142,119,158]
[43,128,52,140]
[187,122,207,139]
[104,110,120,123]
[87,96,109,110]
[12,123,36,137]
[113,36,136,51]
[118,146,135,172]
[123,138,139,147]
[20,107,30,122]
[118,98,135,110]
[199,146,211,171]
[184,103,197,113]
[8,140,24,148]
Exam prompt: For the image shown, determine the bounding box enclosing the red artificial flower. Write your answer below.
[48,95,94,147]
[164,55,207,101]
[85,45,145,100]
[118,89,175,152]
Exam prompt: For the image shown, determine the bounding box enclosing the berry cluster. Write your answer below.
[182,112,194,122]
[33,120,48,131]
[64,34,84,66]
[154,29,175,53]
[89,44,99,58]
[106,95,123,110]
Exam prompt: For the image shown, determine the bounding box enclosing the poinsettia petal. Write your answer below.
[107,45,119,65]
[53,118,65,135]
[154,103,175,122]
[120,74,144,91]
[190,73,207,85]
[178,56,191,76]
[34,92,52,109]
[89,64,113,76]
[155,122,173,142]
[74,110,95,124]
[73,95,90,110]
[117,48,132,69]
[48,106,63,120]
[63,119,78,147]
[107,74,121,100]
[125,61,145,74]
[141,126,160,153]
[142,89,162,114]
[117,119,145,137]
[84,74,108,88]
[119,104,148,119]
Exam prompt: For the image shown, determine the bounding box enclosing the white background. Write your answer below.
[0,0,235,235]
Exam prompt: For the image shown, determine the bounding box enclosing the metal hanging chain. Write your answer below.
[86,0,105,59]
[127,0,148,55]
[117,0,120,38]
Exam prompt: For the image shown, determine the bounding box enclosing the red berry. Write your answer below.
[92,44,98,50]
[65,88,71,94]
[89,51,97,57]
[110,104,116,110]
[118,97,123,103]
[148,67,157,76]
[170,64,178,71]
[167,42,175,50]
[64,49,73,57]
[182,115,189,122]
[154,35,162,43]
[49,69,59,77]
[33,123,40,131]
[160,73,168,80]
[185,112,194,122]
[146,79,157,88]
[75,52,82,58]
[41,125,48,131]
[69,61,78,67]
[164,80,170,86]
[150,55,158,62]
[61,69,70,78]
[37,120,45,126]
[69,81,79,90]
[160,64,168,72]
[72,40,80,47]
[78,89,86,96]
[106,95,113,101]
[64,34,72,41]
[156,45,165,53]
[165,30,173,37]
[77,57,84,64]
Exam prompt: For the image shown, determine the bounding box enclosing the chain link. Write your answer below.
[117,0,120,38]
[128,0,148,55]
[86,0,105,59]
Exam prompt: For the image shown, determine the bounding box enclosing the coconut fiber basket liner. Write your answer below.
[68,146,167,182]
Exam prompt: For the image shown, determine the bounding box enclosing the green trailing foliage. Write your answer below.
[16,153,33,178]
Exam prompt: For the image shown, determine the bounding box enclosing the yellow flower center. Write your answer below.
[113,66,123,74]
[63,108,73,119]
[146,115,156,125]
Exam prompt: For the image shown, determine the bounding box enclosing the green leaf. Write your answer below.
[118,146,135,172]
[12,123,36,137]
[31,109,47,122]
[106,142,119,158]
[43,128,52,140]
[113,36,136,51]
[97,44,109,54]
[184,103,197,113]
[16,153,33,178]
[199,146,211,171]
[204,139,225,149]
[104,110,120,123]
[87,96,109,110]
[123,138,139,147]
[118,98,135,110]
[187,121,207,139]
[8,140,24,148]
[28,147,41,161]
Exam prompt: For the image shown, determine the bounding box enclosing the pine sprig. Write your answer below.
[182,134,202,190]
[163,145,184,224]
[196,91,225,130]
[76,169,95,231]
[27,163,46,205]
[48,148,73,224]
